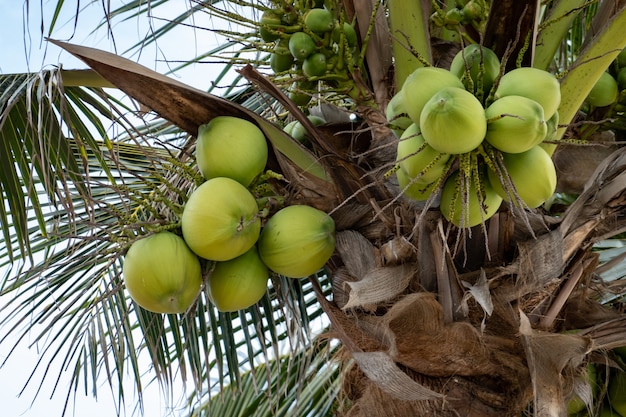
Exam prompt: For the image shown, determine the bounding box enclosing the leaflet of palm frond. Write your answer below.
[47,39,329,183]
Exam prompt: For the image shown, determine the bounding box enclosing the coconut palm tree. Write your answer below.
[3,1,626,416]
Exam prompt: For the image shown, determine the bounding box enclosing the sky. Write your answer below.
[0,1,238,416]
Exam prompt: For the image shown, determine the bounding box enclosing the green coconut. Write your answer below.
[123,232,202,314]
[303,52,327,77]
[420,86,487,154]
[586,72,618,107]
[332,22,357,47]
[258,205,335,278]
[400,66,465,124]
[208,246,269,312]
[396,168,438,201]
[449,43,501,96]
[440,170,503,227]
[396,123,450,184]
[289,32,316,60]
[487,145,556,209]
[484,95,547,153]
[196,116,268,187]
[259,9,282,42]
[386,92,413,137]
[182,177,261,262]
[495,67,561,119]
[304,8,335,33]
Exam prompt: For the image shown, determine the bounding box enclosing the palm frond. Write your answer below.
[191,334,341,417]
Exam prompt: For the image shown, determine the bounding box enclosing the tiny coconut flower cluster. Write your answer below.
[388,44,560,228]
[122,116,336,314]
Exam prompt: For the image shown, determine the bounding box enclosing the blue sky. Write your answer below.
[0,1,232,416]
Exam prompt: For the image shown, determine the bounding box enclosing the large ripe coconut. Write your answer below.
[396,123,450,185]
[182,177,261,261]
[440,171,502,228]
[449,44,501,96]
[400,67,465,124]
[208,246,269,312]
[495,67,561,119]
[484,95,547,154]
[487,145,556,209]
[123,231,202,314]
[196,116,268,187]
[258,205,335,278]
[420,87,487,154]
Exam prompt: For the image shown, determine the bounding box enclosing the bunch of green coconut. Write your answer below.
[387,43,560,228]
[122,116,336,314]
[258,0,358,105]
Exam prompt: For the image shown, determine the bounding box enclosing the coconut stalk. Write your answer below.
[533,0,588,71]
[387,0,431,89]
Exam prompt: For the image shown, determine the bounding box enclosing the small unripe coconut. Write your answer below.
[487,146,556,209]
[304,8,335,33]
[495,67,561,119]
[270,52,294,73]
[258,205,335,278]
[420,86,487,154]
[440,171,502,227]
[396,123,450,184]
[123,232,202,314]
[259,10,282,42]
[289,32,316,60]
[449,44,501,96]
[182,177,261,261]
[208,246,269,312]
[287,115,325,143]
[484,95,547,153]
[303,53,327,77]
[400,67,465,124]
[586,72,618,107]
[332,22,357,47]
[196,116,268,187]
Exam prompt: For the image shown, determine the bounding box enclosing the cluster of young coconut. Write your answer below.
[258,0,358,105]
[388,44,560,228]
[122,116,336,314]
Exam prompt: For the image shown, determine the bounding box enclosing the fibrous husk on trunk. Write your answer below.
[307,128,626,416]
